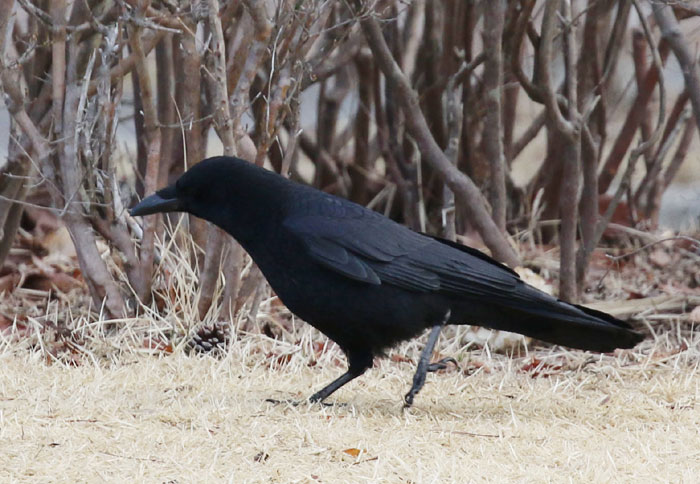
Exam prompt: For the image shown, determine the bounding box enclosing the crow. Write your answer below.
[130,156,643,406]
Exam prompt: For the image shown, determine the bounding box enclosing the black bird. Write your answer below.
[130,156,643,406]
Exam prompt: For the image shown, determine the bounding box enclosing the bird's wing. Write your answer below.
[283,208,518,296]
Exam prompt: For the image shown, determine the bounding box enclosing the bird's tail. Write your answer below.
[458,286,644,352]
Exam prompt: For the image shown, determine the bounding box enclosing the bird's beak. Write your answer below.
[129,186,182,216]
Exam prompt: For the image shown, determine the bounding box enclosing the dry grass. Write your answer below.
[2,226,699,483]
[1,319,699,483]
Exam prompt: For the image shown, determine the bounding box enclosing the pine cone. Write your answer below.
[187,321,231,355]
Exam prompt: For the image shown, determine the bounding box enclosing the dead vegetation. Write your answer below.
[1,304,698,482]
[1,240,699,482]
[1,209,699,481]
[2,1,700,318]
[1,1,700,480]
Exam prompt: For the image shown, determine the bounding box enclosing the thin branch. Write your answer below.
[481,0,507,231]
[354,1,519,267]
[606,236,700,262]
[442,63,464,241]
[129,22,163,302]
[512,109,546,160]
[57,5,126,318]
[653,1,700,139]
[658,0,700,18]
[598,40,669,193]
[538,0,577,140]
[231,0,272,144]
[557,0,581,302]
[198,0,238,320]
[663,117,695,188]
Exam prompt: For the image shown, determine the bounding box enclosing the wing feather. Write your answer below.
[283,205,518,296]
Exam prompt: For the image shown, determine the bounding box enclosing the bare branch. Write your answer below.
[598,42,669,194]
[354,2,519,267]
[557,0,581,302]
[231,0,272,145]
[663,117,695,188]
[198,0,239,320]
[512,109,546,160]
[538,0,577,140]
[206,0,236,156]
[129,22,163,302]
[481,0,507,231]
[653,1,700,139]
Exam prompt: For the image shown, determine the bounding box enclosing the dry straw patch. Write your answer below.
[1,229,699,482]
[1,322,699,483]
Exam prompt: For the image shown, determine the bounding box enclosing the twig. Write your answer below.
[598,38,668,193]
[280,99,301,179]
[441,62,464,241]
[57,6,126,318]
[354,1,519,268]
[632,29,655,168]
[129,22,163,303]
[662,117,695,189]
[198,0,239,320]
[205,0,236,156]
[538,0,577,140]
[481,0,507,232]
[230,0,272,143]
[653,1,700,139]
[658,0,700,19]
[605,235,700,262]
[511,0,542,103]
[511,109,546,161]
[631,0,666,156]
[86,30,165,97]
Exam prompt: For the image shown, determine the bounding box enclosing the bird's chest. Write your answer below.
[247,236,325,305]
[257,246,346,315]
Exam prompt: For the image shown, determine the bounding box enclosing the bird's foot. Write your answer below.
[404,357,459,408]
[403,373,426,408]
[426,357,459,373]
[403,389,419,408]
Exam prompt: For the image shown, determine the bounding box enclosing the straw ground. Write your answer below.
[1,230,698,482]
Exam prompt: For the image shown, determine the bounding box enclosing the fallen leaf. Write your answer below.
[520,357,563,378]
[390,354,412,364]
[143,338,173,353]
[267,352,292,368]
[343,448,363,458]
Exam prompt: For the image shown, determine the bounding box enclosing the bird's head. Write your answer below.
[130,156,287,239]
[131,156,245,217]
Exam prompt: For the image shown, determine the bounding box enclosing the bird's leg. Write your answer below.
[404,310,452,407]
[308,350,373,404]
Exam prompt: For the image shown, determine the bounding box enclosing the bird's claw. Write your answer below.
[403,390,418,408]
[403,375,426,408]
[426,357,459,372]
